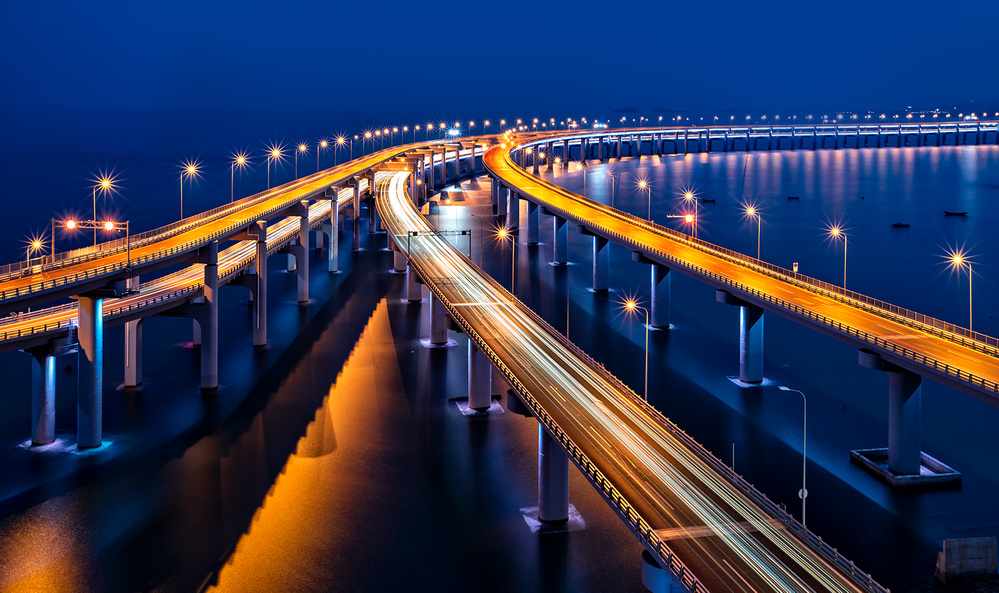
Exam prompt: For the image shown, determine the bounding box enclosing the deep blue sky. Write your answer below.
[3,0,999,122]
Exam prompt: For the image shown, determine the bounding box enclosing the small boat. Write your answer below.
[944,211,968,216]
[787,195,800,200]
[892,222,911,228]
[700,198,716,203]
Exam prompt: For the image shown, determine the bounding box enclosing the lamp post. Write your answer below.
[777,385,807,526]
[745,206,761,259]
[497,228,516,292]
[683,191,698,238]
[180,161,199,219]
[91,174,115,246]
[231,153,249,203]
[625,300,650,401]
[638,179,652,221]
[267,147,282,189]
[26,239,43,265]
[363,131,372,154]
[295,143,308,179]
[334,136,346,166]
[318,139,328,171]
[950,252,974,331]
[829,226,847,287]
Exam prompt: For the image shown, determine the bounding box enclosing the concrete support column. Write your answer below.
[547,142,555,170]
[253,222,268,346]
[467,341,491,411]
[526,201,539,245]
[201,241,219,391]
[552,215,567,265]
[507,190,519,229]
[124,319,142,387]
[888,370,922,475]
[352,182,362,251]
[76,295,103,448]
[430,294,448,346]
[739,304,764,383]
[285,251,296,273]
[532,148,540,175]
[407,262,422,302]
[323,206,339,273]
[393,238,408,273]
[599,137,606,161]
[592,235,609,292]
[29,349,56,445]
[563,139,569,164]
[297,203,310,303]
[538,426,569,525]
[650,263,671,329]
[617,135,623,158]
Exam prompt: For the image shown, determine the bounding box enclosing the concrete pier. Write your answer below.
[592,235,609,292]
[526,201,539,246]
[739,304,764,383]
[888,369,922,475]
[28,347,56,445]
[650,263,671,329]
[124,319,142,387]
[538,426,569,525]
[201,241,219,390]
[551,215,567,265]
[467,342,491,411]
[76,294,103,448]
[407,262,422,302]
[507,190,519,229]
[430,294,448,346]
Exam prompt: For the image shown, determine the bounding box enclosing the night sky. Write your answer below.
[3,0,999,123]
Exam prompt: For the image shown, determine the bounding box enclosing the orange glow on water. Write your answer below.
[210,299,404,592]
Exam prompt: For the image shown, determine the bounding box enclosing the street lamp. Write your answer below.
[497,227,516,291]
[295,143,308,178]
[26,238,44,264]
[180,161,200,219]
[318,139,329,171]
[745,206,761,259]
[363,131,373,154]
[266,146,283,189]
[335,136,346,165]
[777,385,807,526]
[828,226,847,288]
[683,190,698,238]
[949,251,974,331]
[625,300,650,401]
[231,152,249,203]
[91,173,117,246]
[637,178,652,221]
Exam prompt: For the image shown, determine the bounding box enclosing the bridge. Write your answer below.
[6,121,998,591]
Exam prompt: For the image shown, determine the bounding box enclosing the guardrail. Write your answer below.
[508,135,999,360]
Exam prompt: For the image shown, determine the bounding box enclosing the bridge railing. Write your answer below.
[513,135,999,359]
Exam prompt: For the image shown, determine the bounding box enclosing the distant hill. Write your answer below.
[652,107,693,113]
[612,106,640,113]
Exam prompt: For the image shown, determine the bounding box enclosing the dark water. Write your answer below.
[0,123,997,592]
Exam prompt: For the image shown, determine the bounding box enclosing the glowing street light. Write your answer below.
[231,152,250,203]
[625,299,650,400]
[318,139,329,171]
[682,190,698,238]
[26,238,44,264]
[497,227,516,291]
[745,206,761,259]
[266,146,283,189]
[295,143,308,178]
[637,178,652,221]
[778,385,808,526]
[828,225,847,287]
[91,172,117,246]
[335,136,347,165]
[363,130,373,154]
[949,251,974,331]
[180,161,200,219]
